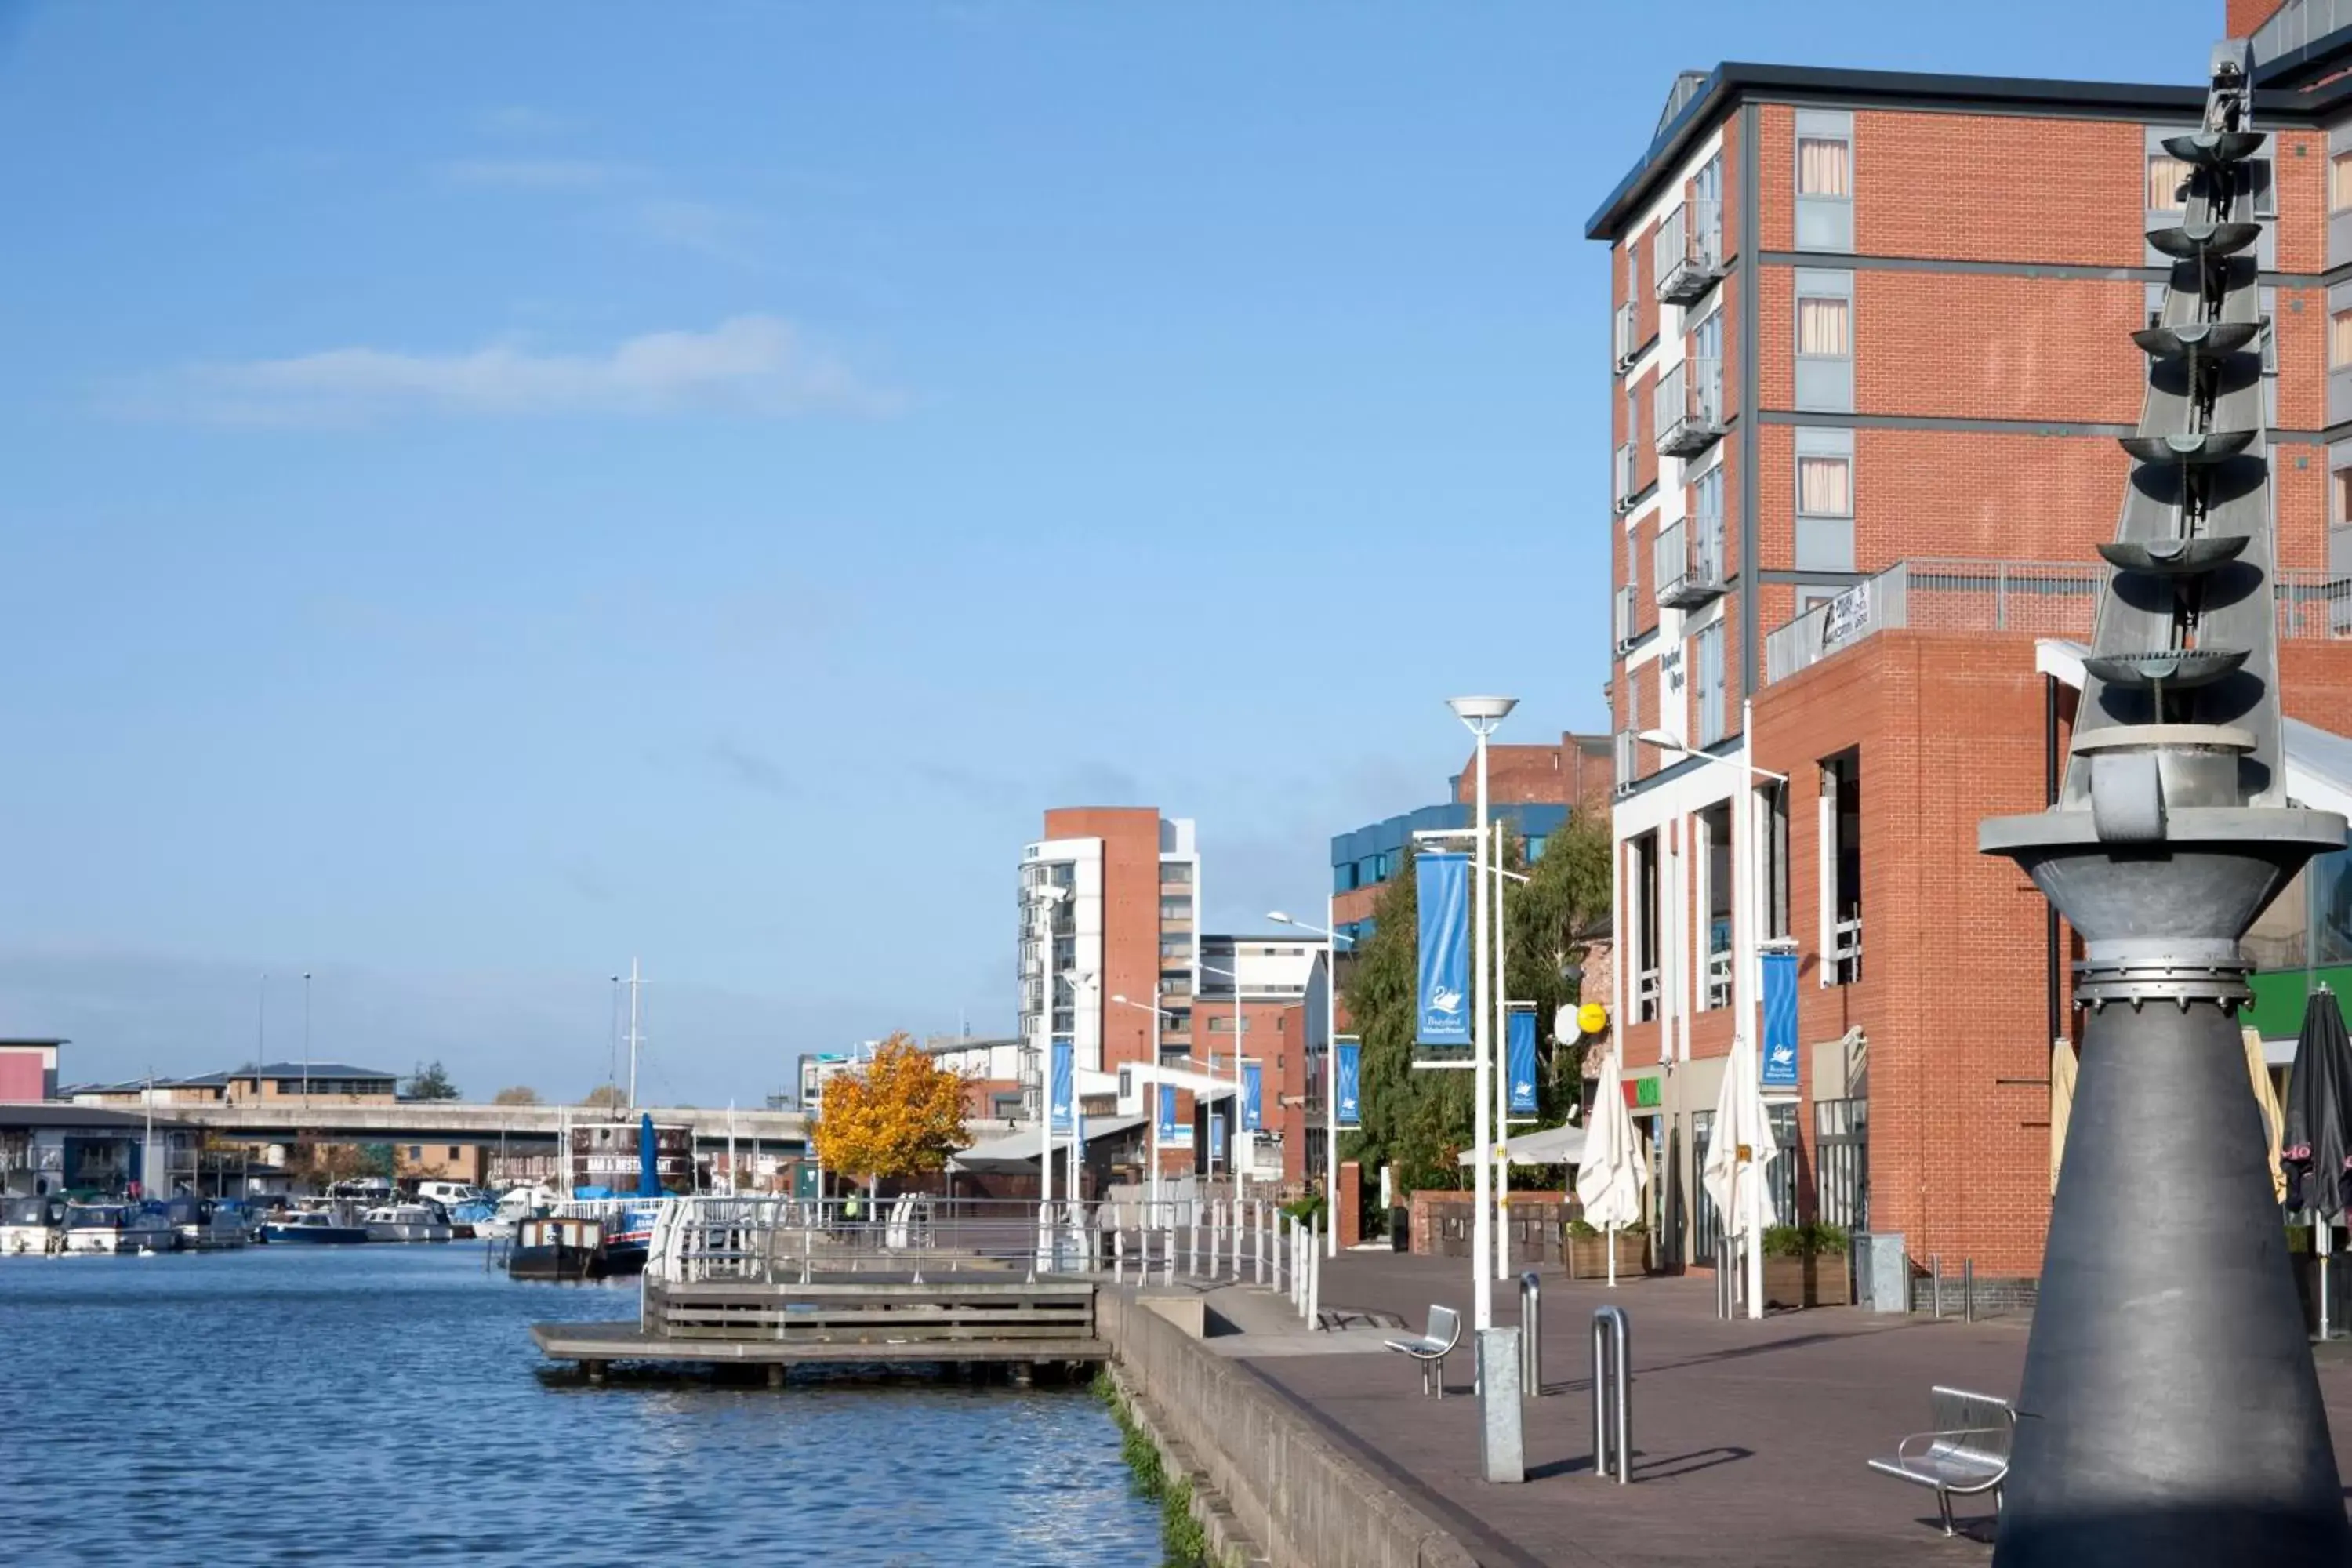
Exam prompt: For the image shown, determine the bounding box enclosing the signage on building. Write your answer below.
[1621,1074,1662,1109]
[1820,582,1872,649]
[1415,852,1472,1049]
[1661,645,1685,695]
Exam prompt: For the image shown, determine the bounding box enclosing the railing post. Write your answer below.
[1521,1271,1542,1396]
[1963,1258,1976,1323]
[1592,1306,1632,1483]
[1256,1202,1269,1287]
[1308,1214,1321,1329]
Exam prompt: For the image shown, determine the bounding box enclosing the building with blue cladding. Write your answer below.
[1329,800,1571,947]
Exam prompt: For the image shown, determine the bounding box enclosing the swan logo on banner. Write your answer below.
[1416,851,1472,1047]
[1506,1005,1537,1116]
[1050,1038,1074,1132]
[1761,949,1799,1089]
[1336,1037,1361,1130]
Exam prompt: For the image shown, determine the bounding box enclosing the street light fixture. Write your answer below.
[1449,693,1515,1336]
[1268,909,1356,1258]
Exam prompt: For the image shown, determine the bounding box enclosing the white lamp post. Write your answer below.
[1110,991,1175,1210]
[1200,961,1249,1201]
[1267,907,1356,1258]
[1639,704,1787,1320]
[1449,694,1516,1334]
[1024,884,1070,1228]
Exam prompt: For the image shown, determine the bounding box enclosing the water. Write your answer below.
[0,1245,1163,1566]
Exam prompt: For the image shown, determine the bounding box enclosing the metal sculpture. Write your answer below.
[1980,39,2351,1566]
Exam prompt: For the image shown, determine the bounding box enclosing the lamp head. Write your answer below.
[1110,993,1131,1006]
[1266,911,1294,925]
[1635,728,1686,750]
[1447,694,1519,724]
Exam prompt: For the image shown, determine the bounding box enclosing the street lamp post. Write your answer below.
[1109,992,1176,1211]
[1199,962,1249,1202]
[1024,884,1070,1232]
[1267,907,1357,1258]
[1640,705,1788,1319]
[1449,694,1517,1334]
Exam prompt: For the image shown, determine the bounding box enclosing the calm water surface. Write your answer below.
[0,1244,1161,1566]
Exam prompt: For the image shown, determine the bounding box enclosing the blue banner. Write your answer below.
[1335,1037,1361,1131]
[1243,1063,1263,1131]
[1157,1083,1177,1142]
[1507,1006,1538,1116]
[1416,851,1472,1046]
[1050,1037,1074,1132]
[1209,1111,1226,1171]
[1761,949,1799,1089]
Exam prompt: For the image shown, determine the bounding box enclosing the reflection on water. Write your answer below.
[0,1246,1160,1566]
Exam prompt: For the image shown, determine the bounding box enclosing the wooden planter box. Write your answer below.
[1564,1229,1650,1280]
[1762,1252,1854,1308]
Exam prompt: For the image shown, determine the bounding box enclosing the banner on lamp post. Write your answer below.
[1050,1038,1074,1133]
[1415,851,1472,1048]
[1243,1063,1263,1131]
[1157,1083,1177,1142]
[1209,1112,1226,1171]
[1335,1036,1361,1130]
[1761,948,1799,1089]
[1506,1004,1538,1116]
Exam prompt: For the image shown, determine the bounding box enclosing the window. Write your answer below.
[1208,1016,1250,1034]
[2147,154,2190,212]
[2334,151,2352,212]
[2332,308,2352,368]
[1798,137,1849,197]
[1161,862,1192,884]
[1700,803,1733,1010]
[1797,296,1849,356]
[1332,862,1356,894]
[2336,468,2352,527]
[1798,453,1852,517]
[408,1145,423,1160]
[1632,833,1661,1023]
[1695,621,1726,748]
[1526,833,1548,862]
[1690,1110,1719,1264]
[1762,782,1791,940]
[1160,898,1191,920]
[1820,750,1863,985]
[2253,158,2278,221]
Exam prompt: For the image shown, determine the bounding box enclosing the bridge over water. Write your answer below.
[157,1101,810,1156]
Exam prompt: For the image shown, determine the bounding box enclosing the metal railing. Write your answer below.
[1613,301,1639,367]
[1655,197,1725,304]
[1613,585,1638,648]
[1705,944,1733,1010]
[1614,727,1639,789]
[1655,358,1725,456]
[1633,964,1662,1022]
[1614,441,1639,510]
[1831,916,1864,985]
[1655,514,1726,608]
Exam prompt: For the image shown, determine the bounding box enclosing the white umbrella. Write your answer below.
[1576,1048,1648,1287]
[1700,1034,1779,1319]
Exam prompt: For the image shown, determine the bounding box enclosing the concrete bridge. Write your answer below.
[158,1100,809,1155]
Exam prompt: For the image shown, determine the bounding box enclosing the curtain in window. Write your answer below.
[2336,469,2352,528]
[2147,154,2190,212]
[2333,310,2352,369]
[1798,296,1850,357]
[1798,456,1853,517]
[2333,154,2352,213]
[1797,137,1849,198]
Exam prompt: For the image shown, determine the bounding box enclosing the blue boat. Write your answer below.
[261,1206,369,1245]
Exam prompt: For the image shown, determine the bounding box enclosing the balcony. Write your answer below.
[1633,965,1661,1023]
[1614,728,1639,793]
[1613,441,1639,511]
[1761,557,2105,684]
[1613,583,1638,648]
[1655,514,1726,608]
[1614,301,1640,368]
[1705,942,1733,1010]
[1655,358,1725,457]
[1655,198,1726,305]
[1830,916,1863,986]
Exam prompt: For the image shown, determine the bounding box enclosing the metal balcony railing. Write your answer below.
[1655,514,1726,608]
[1656,198,1726,305]
[1656,358,1725,457]
[1614,442,1639,510]
[1831,916,1863,986]
[1614,728,1639,792]
[1613,584,1638,648]
[1614,302,1640,368]
[1633,965,1661,1023]
[1761,558,2107,684]
[1705,945,1733,1011]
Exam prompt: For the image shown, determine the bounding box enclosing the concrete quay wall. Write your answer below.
[1096,1288,1475,1568]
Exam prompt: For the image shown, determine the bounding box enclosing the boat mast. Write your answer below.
[626,958,643,1111]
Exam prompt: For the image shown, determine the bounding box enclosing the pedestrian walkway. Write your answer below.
[1227,1250,2352,1567]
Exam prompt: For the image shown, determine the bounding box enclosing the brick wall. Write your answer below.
[1043,807,1163,1073]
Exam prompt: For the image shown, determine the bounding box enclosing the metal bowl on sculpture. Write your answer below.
[2161,129,2266,165]
[2096,535,2249,574]
[2118,429,2258,464]
[2145,220,2261,259]
[2129,321,2259,361]
[2080,648,2249,688]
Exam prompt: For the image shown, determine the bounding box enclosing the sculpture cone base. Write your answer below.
[1995,1000,2349,1566]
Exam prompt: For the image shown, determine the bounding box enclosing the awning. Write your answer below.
[949,1113,1152,1173]
[1455,1122,1588,1167]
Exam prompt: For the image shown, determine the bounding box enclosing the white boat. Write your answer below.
[165,1196,249,1250]
[473,1185,557,1242]
[1,1195,64,1255]
[60,1201,177,1254]
[363,1203,452,1243]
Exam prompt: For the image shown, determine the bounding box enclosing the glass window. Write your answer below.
[2147,154,2190,212]
[2335,469,2352,527]
[2332,151,2352,212]
[2332,310,2352,369]
[1798,296,1850,357]
[1526,834,1548,862]
[1160,898,1191,920]
[1798,455,1853,516]
[1798,137,1850,198]
[1160,862,1192,884]
[1333,862,1355,894]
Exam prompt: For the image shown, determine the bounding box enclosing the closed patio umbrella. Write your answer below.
[1700,1035,1778,1320]
[2244,1025,2285,1207]
[1576,1048,1648,1287]
[2049,1038,2078,1197]
[2284,986,2352,1339]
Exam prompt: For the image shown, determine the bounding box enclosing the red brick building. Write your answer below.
[1592,13,2352,1289]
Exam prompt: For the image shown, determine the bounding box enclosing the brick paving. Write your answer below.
[1231,1250,2352,1568]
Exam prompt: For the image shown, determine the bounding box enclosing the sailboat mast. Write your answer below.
[626,958,642,1111]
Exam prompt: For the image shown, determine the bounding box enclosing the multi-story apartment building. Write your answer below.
[1198,934,1328,1188]
[1590,4,2352,1290]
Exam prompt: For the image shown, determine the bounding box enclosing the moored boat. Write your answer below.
[61,1201,177,1254]
[508,1214,607,1281]
[363,1203,452,1243]
[1,1195,65,1255]
[166,1196,249,1250]
[260,1205,370,1246]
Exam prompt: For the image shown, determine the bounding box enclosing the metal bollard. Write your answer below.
[1308,1214,1321,1328]
[1113,1224,1126,1284]
[1164,1218,1176,1287]
[1962,1258,1975,1323]
[1520,1272,1543,1396]
[1591,1306,1632,1484]
[1257,1202,1270,1287]
[1930,1253,1943,1319]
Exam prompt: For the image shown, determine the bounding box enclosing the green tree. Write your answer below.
[404,1060,461,1101]
[1340,812,1613,1195]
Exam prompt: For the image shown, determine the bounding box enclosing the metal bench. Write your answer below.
[1384,1304,1461,1398]
[1867,1385,2015,1536]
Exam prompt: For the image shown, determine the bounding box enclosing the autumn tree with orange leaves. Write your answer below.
[809,1033,972,1185]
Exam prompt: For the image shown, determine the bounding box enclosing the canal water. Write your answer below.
[0,1244,1163,1566]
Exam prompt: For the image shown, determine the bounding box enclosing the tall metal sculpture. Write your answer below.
[1980,39,2352,1566]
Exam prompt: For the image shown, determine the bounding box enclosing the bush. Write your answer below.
[1279,1194,1327,1225]
[1565,1217,1647,1239]
[1762,1222,1849,1258]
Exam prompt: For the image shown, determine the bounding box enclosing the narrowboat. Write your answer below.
[508,1214,607,1281]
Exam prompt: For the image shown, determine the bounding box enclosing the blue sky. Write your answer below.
[0,0,2220,1102]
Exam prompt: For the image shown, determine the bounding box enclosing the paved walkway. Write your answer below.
[1219,1250,2352,1568]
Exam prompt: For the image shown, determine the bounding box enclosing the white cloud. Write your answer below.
[124,316,898,426]
[477,105,575,138]
[627,198,762,263]
[437,157,637,191]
